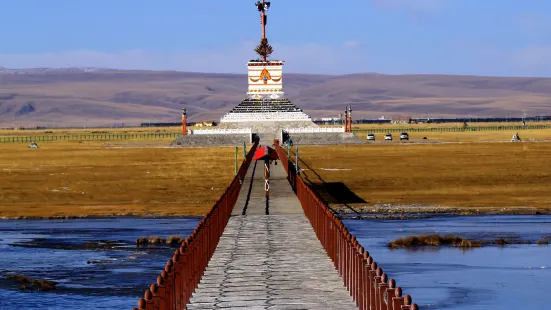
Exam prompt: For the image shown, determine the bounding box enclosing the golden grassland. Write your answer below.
[0,140,246,219]
[295,142,551,212]
[2,122,549,138]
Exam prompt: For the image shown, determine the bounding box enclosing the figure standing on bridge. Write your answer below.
[253,145,279,198]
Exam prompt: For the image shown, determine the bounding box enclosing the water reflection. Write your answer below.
[344,215,551,310]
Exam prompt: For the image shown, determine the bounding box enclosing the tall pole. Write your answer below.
[256,0,270,62]
[181,107,188,135]
[243,141,247,159]
[343,109,348,132]
[295,146,299,175]
[261,0,266,43]
[348,105,353,132]
[235,146,238,175]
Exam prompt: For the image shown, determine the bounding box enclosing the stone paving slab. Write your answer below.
[187,215,357,309]
[189,134,356,309]
[232,155,302,216]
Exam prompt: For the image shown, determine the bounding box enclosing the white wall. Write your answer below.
[283,127,345,133]
[189,128,252,135]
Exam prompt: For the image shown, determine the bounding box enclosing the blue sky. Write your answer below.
[0,0,550,76]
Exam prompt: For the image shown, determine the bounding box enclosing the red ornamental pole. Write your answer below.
[343,110,348,132]
[181,107,188,135]
[348,106,353,132]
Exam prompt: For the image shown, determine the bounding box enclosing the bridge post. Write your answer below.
[385,279,397,310]
[377,273,390,310]
[392,287,405,309]
[173,250,183,309]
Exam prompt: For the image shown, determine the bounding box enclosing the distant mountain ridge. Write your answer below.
[0,68,550,127]
[0,67,113,75]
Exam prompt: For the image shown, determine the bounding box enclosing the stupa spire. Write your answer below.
[254,1,273,62]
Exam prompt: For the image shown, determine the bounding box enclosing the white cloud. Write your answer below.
[510,45,551,68]
[451,41,551,77]
[342,41,362,49]
[0,41,368,75]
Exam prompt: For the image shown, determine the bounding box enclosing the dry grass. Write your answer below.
[0,140,245,218]
[136,235,185,245]
[296,142,551,210]
[388,234,482,248]
[5,274,57,291]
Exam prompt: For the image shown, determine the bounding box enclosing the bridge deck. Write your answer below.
[188,154,357,309]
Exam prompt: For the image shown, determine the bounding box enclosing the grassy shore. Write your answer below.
[295,142,551,213]
[0,140,245,219]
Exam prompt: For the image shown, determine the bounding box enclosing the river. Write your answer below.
[0,215,549,309]
[345,215,551,309]
[0,218,200,309]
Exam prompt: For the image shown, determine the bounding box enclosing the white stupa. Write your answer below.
[219,1,315,131]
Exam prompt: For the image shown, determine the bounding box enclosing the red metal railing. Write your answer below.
[274,140,420,310]
[133,139,259,310]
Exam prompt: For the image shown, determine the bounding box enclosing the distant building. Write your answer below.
[391,116,412,124]
[194,121,216,127]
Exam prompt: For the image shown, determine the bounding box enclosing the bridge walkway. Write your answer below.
[187,150,357,309]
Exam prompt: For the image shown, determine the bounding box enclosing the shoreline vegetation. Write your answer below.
[136,235,186,245]
[0,272,57,291]
[388,234,551,249]
[2,206,550,220]
[332,205,551,217]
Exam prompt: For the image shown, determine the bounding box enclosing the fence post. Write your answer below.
[295,146,299,175]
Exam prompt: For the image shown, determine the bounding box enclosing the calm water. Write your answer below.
[0,216,549,309]
[344,215,551,310]
[0,218,200,310]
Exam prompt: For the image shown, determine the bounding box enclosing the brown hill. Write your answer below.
[1,69,550,127]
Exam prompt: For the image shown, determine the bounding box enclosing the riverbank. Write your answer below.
[296,143,551,210]
[331,204,551,218]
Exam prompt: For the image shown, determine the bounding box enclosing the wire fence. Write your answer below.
[0,133,180,143]
[274,140,419,310]
[133,139,259,310]
[353,124,551,134]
